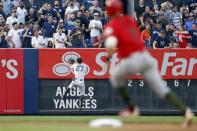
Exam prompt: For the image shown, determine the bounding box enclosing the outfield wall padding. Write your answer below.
[0,49,197,115]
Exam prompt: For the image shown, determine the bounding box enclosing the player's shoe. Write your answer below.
[182,107,194,128]
[118,107,140,117]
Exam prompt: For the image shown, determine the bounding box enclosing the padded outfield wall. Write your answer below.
[0,49,197,115]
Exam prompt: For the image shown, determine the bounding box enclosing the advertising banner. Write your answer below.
[39,79,197,114]
[39,49,197,79]
[0,49,24,114]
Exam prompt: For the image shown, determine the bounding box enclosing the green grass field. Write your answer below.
[0,116,197,131]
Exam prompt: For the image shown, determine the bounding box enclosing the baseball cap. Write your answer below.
[160,30,166,34]
[93,12,99,16]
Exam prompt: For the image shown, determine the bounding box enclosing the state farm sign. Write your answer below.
[39,49,197,79]
[160,52,197,76]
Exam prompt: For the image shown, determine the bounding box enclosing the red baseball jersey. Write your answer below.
[176,32,189,48]
[104,15,144,58]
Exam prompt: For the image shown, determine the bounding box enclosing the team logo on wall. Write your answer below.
[53,52,90,76]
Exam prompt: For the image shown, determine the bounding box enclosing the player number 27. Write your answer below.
[76,66,84,71]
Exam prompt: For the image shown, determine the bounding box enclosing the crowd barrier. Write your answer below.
[0,49,197,115]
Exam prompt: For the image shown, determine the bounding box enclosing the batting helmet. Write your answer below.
[105,0,123,16]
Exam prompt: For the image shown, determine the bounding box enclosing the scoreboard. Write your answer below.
[39,79,197,114]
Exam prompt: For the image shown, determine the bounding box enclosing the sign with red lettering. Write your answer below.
[0,49,24,114]
[39,49,197,79]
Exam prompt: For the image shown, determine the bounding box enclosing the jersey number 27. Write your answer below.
[76,65,84,71]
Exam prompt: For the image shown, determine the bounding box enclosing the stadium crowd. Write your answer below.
[136,0,197,48]
[0,0,196,48]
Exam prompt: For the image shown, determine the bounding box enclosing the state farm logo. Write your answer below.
[53,52,90,76]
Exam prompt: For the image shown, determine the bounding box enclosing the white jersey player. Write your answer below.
[69,57,86,96]
[63,57,86,109]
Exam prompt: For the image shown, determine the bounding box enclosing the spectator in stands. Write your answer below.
[0,14,5,25]
[141,6,151,26]
[182,8,190,25]
[149,10,158,25]
[170,6,182,29]
[158,13,169,29]
[22,22,33,48]
[74,19,83,29]
[70,28,85,48]
[89,12,103,48]
[2,0,12,16]
[161,0,173,10]
[53,0,64,19]
[82,9,92,47]
[141,24,151,47]
[80,5,86,14]
[153,4,160,15]
[54,27,69,48]
[0,0,195,49]
[187,0,197,11]
[0,2,6,20]
[42,15,56,41]
[76,10,83,22]
[0,29,8,48]
[38,3,47,17]
[45,3,58,22]
[153,30,170,49]
[11,0,19,7]
[18,22,25,38]
[25,8,38,23]
[37,11,45,28]
[6,9,18,29]
[65,0,79,16]
[47,39,54,48]
[70,19,86,48]
[16,1,27,24]
[56,19,65,33]
[150,21,162,47]
[65,13,76,35]
[101,10,108,26]
[33,22,40,31]
[31,29,46,48]
[83,0,94,9]
[188,22,197,48]
[184,13,195,31]
[165,24,176,42]
[135,0,145,21]
[89,0,102,16]
[7,22,21,48]
[176,26,190,48]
